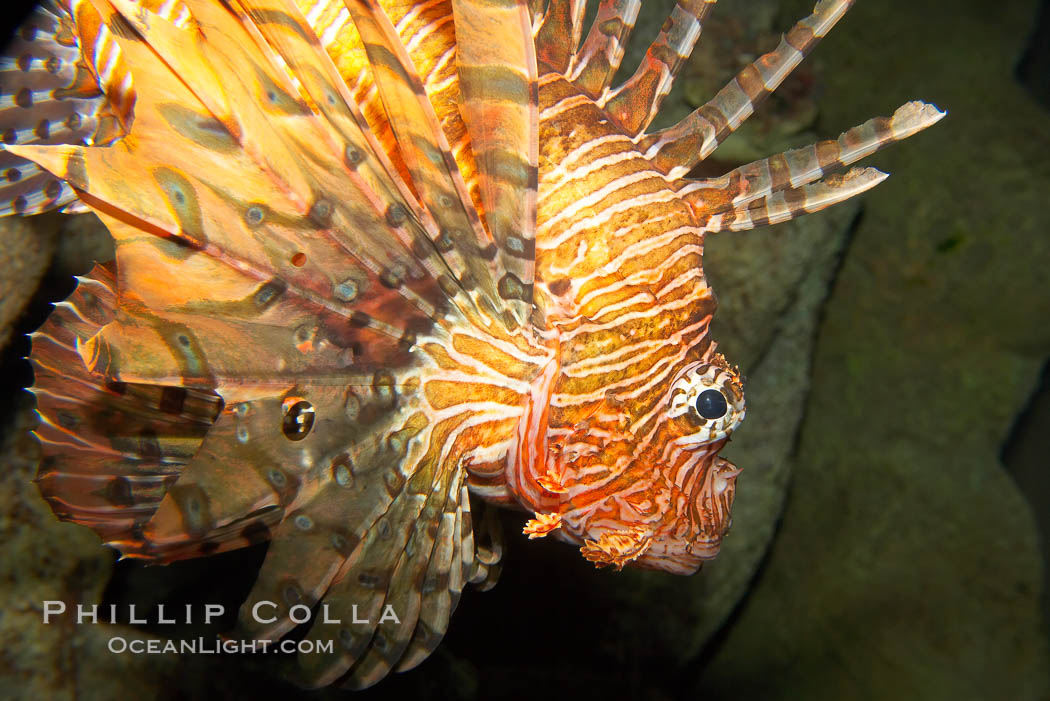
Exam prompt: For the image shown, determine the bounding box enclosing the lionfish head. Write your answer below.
[518,0,939,576]
[530,350,746,575]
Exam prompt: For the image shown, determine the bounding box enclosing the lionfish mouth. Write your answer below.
[632,455,743,575]
[558,448,741,574]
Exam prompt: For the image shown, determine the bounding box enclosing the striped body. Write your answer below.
[2,0,942,688]
[523,71,730,571]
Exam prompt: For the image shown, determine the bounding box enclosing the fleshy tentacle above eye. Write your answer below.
[7,0,947,688]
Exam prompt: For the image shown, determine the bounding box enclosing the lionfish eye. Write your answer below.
[695,389,728,419]
[282,398,315,441]
[667,357,746,445]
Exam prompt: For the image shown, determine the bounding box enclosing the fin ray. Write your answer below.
[641,0,856,177]
[451,0,539,326]
[534,0,585,74]
[681,101,945,216]
[566,0,640,97]
[601,0,716,136]
[697,166,889,233]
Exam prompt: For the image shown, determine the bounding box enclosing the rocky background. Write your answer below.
[0,0,1047,699]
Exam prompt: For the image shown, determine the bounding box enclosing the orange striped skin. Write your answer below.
[496,68,743,573]
[2,0,943,688]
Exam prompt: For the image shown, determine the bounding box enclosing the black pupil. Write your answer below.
[695,389,728,420]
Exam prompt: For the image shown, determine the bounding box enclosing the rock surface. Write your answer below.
[696,0,1050,698]
[0,211,112,354]
[0,214,55,351]
[0,395,175,700]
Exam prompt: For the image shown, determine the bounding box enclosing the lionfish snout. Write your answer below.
[685,454,742,558]
[614,451,741,575]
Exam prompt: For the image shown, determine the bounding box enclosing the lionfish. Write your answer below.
[0,0,942,688]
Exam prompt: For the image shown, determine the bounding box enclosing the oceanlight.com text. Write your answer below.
[106,637,334,655]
